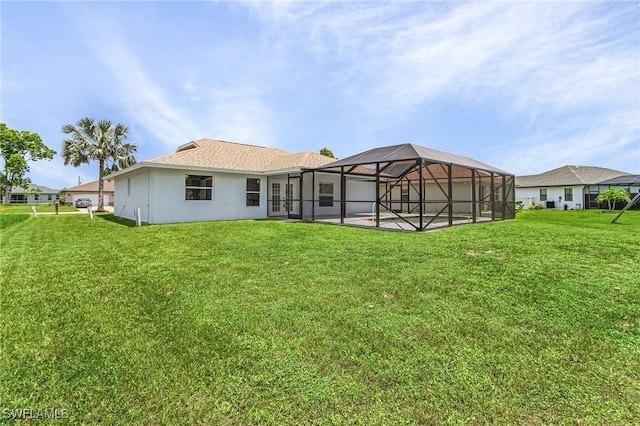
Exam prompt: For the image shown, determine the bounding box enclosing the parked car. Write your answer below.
[75,198,92,208]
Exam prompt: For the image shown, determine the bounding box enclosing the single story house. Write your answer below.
[107,139,340,224]
[515,165,629,210]
[108,139,515,231]
[0,183,60,204]
[61,180,115,207]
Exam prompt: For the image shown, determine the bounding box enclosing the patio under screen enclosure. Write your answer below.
[267,143,516,231]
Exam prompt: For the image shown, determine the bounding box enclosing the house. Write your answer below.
[108,139,515,231]
[515,165,630,210]
[0,183,60,204]
[107,139,341,224]
[61,180,115,207]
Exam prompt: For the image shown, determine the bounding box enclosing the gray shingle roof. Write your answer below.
[516,165,630,187]
[10,183,59,194]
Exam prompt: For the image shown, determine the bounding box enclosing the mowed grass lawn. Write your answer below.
[1,210,638,424]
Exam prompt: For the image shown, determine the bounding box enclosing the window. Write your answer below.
[246,178,260,206]
[185,175,212,200]
[271,183,280,213]
[564,188,573,202]
[319,183,334,207]
[55,194,60,201]
[539,188,547,202]
[127,178,131,196]
[48,194,52,201]
[401,187,409,203]
[34,194,39,201]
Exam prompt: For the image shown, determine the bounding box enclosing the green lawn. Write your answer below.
[0,203,79,214]
[1,211,638,424]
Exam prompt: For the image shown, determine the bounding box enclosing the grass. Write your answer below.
[1,210,638,424]
[0,204,79,215]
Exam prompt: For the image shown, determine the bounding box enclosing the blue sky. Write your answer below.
[2,1,639,190]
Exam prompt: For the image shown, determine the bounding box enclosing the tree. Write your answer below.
[595,188,631,212]
[62,117,137,212]
[1,123,56,204]
[320,147,337,159]
[24,186,42,204]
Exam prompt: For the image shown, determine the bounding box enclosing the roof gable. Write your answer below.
[63,179,115,192]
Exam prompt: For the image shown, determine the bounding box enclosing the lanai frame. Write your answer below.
[302,144,516,231]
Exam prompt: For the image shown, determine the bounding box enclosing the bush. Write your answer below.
[529,202,543,210]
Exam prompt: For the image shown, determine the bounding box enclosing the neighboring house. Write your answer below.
[107,139,342,224]
[0,183,60,204]
[515,165,630,209]
[107,139,515,230]
[61,179,115,207]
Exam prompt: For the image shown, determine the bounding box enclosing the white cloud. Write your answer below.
[70,5,280,154]
[86,34,205,151]
[244,1,639,173]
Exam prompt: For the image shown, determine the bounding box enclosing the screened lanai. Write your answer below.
[301,143,516,231]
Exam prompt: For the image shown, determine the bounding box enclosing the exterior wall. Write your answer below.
[116,168,268,224]
[2,193,60,204]
[345,179,376,215]
[300,173,376,219]
[515,185,585,209]
[386,181,476,214]
[312,173,342,217]
[114,168,149,221]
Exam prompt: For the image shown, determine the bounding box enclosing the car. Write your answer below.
[75,198,92,208]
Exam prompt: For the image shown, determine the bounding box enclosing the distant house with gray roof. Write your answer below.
[0,183,60,204]
[515,165,629,209]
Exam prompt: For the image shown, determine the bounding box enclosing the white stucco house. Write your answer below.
[108,139,515,231]
[515,165,629,210]
[61,179,115,207]
[106,139,375,224]
[0,183,59,204]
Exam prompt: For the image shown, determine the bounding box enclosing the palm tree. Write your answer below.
[62,118,137,211]
[595,188,631,212]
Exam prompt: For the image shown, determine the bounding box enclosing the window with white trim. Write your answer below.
[185,175,212,200]
[540,188,547,202]
[319,183,334,207]
[246,178,260,206]
[564,188,573,202]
